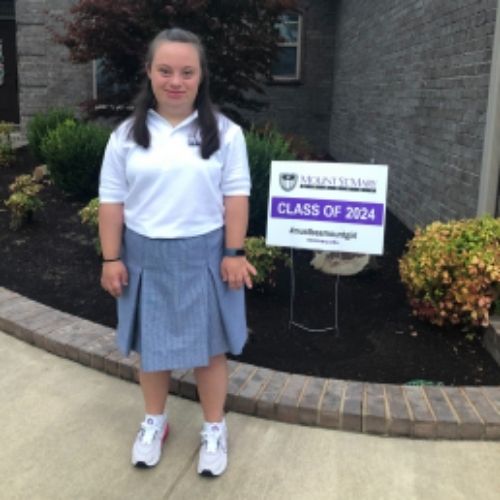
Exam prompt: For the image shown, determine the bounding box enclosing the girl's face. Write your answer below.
[147,41,202,122]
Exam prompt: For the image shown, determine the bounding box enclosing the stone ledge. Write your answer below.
[1,286,499,440]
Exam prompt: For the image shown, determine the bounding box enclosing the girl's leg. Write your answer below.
[139,370,171,414]
[194,354,228,422]
[195,354,229,477]
[132,369,171,468]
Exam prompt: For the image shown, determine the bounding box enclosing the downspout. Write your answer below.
[477,0,500,216]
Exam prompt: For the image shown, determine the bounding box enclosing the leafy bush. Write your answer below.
[79,197,101,253]
[245,236,290,289]
[41,120,111,200]
[26,108,77,163]
[245,126,296,236]
[0,122,15,167]
[399,216,500,328]
[4,175,44,229]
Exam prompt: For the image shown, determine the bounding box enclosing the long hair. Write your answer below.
[131,28,219,159]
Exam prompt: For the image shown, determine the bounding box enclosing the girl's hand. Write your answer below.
[100,260,129,297]
[220,256,257,289]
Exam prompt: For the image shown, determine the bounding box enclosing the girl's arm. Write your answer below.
[99,203,128,297]
[221,196,256,289]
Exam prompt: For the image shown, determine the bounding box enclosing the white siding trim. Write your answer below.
[478,0,500,216]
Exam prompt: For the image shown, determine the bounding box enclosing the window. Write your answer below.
[92,59,129,101]
[0,1,15,20]
[272,12,302,81]
[92,59,135,113]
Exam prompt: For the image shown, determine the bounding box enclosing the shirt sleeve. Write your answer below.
[221,126,251,196]
[98,130,128,203]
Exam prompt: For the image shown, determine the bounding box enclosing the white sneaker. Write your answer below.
[131,417,169,468]
[197,421,228,477]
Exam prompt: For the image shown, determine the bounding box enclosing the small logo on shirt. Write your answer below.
[188,134,201,146]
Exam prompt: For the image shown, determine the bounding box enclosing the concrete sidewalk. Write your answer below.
[1,331,499,500]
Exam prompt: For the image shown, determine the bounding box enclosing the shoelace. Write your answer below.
[200,430,220,454]
[139,424,159,445]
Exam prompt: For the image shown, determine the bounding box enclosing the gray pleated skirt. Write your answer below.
[116,226,247,372]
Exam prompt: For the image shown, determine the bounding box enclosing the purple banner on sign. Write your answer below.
[270,197,384,226]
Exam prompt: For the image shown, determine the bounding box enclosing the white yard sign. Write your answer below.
[266,161,389,255]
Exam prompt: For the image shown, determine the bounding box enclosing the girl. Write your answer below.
[98,27,255,477]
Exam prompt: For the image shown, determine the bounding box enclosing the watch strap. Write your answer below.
[223,247,246,257]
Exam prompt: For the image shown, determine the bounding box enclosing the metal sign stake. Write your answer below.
[288,248,341,336]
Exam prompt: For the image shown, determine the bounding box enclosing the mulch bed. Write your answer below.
[1,147,499,385]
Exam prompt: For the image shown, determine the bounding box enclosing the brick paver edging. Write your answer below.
[1,286,499,440]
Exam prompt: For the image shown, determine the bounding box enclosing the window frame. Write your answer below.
[271,11,303,83]
[92,60,98,100]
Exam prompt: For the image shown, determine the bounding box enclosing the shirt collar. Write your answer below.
[148,109,199,130]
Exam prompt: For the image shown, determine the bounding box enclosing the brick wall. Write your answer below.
[244,0,336,153]
[329,0,497,228]
[15,0,93,131]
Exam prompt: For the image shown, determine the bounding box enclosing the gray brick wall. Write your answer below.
[329,0,497,229]
[244,0,336,153]
[15,0,93,131]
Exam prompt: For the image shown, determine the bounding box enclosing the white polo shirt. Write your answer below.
[99,110,251,239]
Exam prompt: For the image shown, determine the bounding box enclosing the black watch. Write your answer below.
[223,247,246,257]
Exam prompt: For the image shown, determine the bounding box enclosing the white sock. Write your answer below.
[144,413,167,428]
[203,418,226,430]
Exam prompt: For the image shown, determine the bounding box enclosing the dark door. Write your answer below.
[0,19,20,123]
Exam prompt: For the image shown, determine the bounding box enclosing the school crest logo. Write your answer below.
[279,173,298,192]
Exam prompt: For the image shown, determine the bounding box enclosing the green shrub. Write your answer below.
[399,216,500,328]
[41,120,111,200]
[4,174,44,229]
[79,197,101,253]
[245,236,290,289]
[0,122,15,167]
[245,126,296,236]
[26,108,77,163]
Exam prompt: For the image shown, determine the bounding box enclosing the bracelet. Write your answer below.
[223,248,246,257]
[102,257,121,263]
